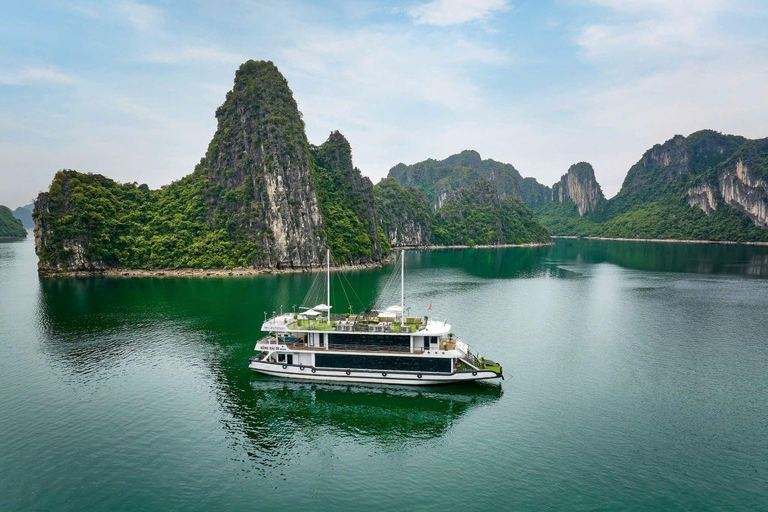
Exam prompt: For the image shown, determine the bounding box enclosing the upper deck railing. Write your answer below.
[278,314,427,334]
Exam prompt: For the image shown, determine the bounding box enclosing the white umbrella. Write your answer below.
[378,311,397,319]
[303,309,320,317]
[386,305,402,312]
[314,304,332,311]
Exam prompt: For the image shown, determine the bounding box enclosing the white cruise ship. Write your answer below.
[249,250,503,385]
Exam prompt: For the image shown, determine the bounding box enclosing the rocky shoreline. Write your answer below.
[38,258,394,278]
[552,235,768,246]
[395,242,554,250]
[36,242,557,278]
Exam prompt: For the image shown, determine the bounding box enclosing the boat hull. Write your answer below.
[249,361,501,386]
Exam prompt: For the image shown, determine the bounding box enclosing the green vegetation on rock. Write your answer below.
[34,60,387,272]
[34,171,256,270]
[374,178,433,247]
[388,150,539,206]
[381,151,551,247]
[374,176,550,247]
[311,131,388,263]
[432,179,550,245]
[0,205,27,238]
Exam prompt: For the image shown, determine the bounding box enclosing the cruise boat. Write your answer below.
[249,250,503,385]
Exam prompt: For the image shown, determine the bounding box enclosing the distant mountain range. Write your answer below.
[30,60,768,273]
[12,204,34,229]
[0,205,26,238]
[382,130,768,244]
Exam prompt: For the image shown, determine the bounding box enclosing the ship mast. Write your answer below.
[400,249,405,323]
[327,248,331,324]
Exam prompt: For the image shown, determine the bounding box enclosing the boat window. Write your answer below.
[328,333,410,349]
[315,354,451,373]
[287,354,293,365]
[278,353,285,363]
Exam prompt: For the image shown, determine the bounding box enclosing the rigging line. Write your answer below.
[300,256,327,308]
[324,249,360,314]
[337,267,366,312]
[375,262,397,309]
[374,253,401,311]
[335,273,353,313]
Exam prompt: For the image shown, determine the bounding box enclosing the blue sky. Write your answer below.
[2,0,768,207]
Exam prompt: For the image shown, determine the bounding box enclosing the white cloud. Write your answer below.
[576,0,728,60]
[283,27,509,113]
[143,46,248,65]
[0,67,75,85]
[408,0,509,26]
[114,0,164,32]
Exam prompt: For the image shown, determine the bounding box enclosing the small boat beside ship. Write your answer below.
[249,250,503,385]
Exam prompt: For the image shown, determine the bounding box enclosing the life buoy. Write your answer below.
[382,372,387,377]
[282,364,288,369]
[311,368,316,373]
[300,365,305,371]
[472,371,477,376]
[345,370,351,375]
[417,373,422,379]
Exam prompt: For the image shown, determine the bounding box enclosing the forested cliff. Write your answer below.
[376,156,552,247]
[536,131,768,241]
[383,131,768,243]
[34,61,386,272]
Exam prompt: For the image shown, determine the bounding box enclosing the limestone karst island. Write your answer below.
[30,60,768,276]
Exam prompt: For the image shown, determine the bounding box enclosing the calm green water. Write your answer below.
[2,235,767,511]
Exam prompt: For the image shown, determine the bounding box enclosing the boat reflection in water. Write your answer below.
[236,376,502,446]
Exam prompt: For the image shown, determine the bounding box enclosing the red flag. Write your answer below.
[428,302,432,311]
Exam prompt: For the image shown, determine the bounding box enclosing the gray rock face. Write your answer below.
[34,189,104,271]
[386,224,430,247]
[551,162,604,215]
[686,183,717,215]
[687,159,768,227]
[197,60,326,268]
[718,160,768,226]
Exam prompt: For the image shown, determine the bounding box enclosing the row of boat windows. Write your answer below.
[328,333,410,347]
[326,334,441,347]
[315,354,452,373]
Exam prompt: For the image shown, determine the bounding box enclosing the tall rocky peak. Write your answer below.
[313,131,353,172]
[311,131,384,261]
[551,162,604,215]
[196,59,325,267]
